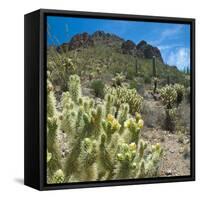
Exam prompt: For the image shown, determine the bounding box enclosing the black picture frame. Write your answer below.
[24,9,195,191]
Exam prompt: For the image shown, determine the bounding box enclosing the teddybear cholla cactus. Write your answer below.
[47,74,163,183]
[173,83,185,105]
[160,85,177,109]
[105,86,143,114]
[112,72,126,86]
[159,84,184,132]
[47,54,76,91]
[47,80,64,184]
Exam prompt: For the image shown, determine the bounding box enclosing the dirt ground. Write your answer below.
[141,92,190,177]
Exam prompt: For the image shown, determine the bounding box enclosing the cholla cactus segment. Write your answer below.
[47,150,52,163]
[115,139,163,179]
[47,80,56,117]
[104,94,116,116]
[160,85,177,109]
[47,116,58,136]
[105,86,143,114]
[61,91,73,109]
[112,72,126,86]
[102,114,121,142]
[69,75,81,104]
[52,169,65,184]
[79,138,97,167]
[63,58,76,71]
[124,116,143,144]
[117,104,129,133]
[173,83,185,105]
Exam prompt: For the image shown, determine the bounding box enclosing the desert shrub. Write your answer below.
[165,108,177,132]
[91,79,105,98]
[144,76,151,84]
[129,80,137,89]
[126,67,135,80]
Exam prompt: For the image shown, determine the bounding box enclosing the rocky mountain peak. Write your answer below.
[63,30,163,62]
[68,32,94,50]
[137,40,147,49]
[121,40,136,55]
[121,39,163,62]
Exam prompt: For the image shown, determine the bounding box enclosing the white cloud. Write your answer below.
[166,48,190,70]
[158,44,181,50]
[150,25,184,46]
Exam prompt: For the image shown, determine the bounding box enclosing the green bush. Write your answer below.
[91,80,105,98]
[144,76,151,84]
[126,67,135,80]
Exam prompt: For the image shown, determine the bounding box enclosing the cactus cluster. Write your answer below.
[173,83,185,105]
[105,86,143,114]
[160,84,185,109]
[112,72,126,86]
[46,74,163,183]
[159,84,185,131]
[47,56,76,91]
[160,85,177,109]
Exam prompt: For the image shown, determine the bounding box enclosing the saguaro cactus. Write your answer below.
[135,58,138,75]
[167,75,170,85]
[152,56,157,77]
[152,56,158,93]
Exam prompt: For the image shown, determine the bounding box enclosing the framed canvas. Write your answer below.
[24,9,195,190]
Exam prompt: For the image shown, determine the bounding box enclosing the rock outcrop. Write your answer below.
[68,32,94,50]
[121,40,163,62]
[136,40,163,62]
[121,40,137,55]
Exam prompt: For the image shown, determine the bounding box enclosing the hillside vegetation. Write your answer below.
[46,30,191,184]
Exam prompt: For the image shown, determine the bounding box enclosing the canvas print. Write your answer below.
[46,16,191,184]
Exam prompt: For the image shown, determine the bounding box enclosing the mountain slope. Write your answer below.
[48,30,189,92]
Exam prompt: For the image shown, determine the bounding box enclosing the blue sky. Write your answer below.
[47,16,190,71]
